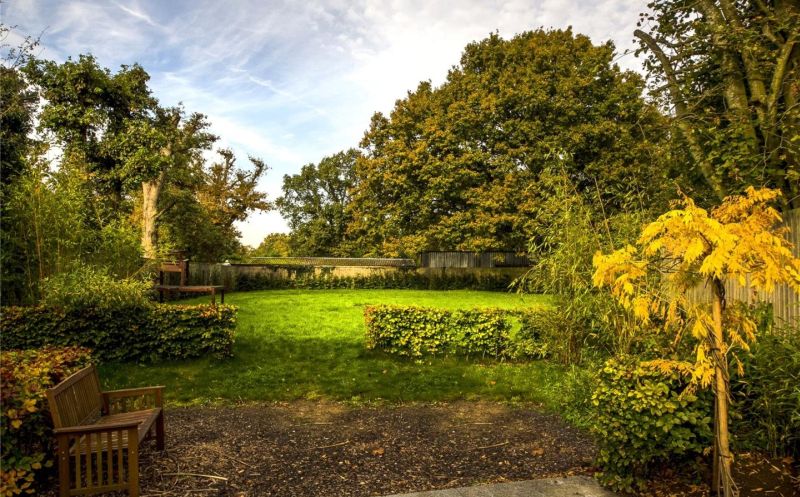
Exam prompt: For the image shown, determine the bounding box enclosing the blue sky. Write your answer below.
[3,0,650,247]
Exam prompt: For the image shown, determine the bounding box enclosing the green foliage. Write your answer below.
[1,157,144,304]
[249,233,292,257]
[0,304,237,362]
[277,149,359,256]
[514,308,589,365]
[520,169,658,363]
[364,305,516,359]
[636,1,800,207]
[349,28,667,256]
[234,269,517,292]
[732,324,800,459]
[0,347,93,496]
[41,265,152,309]
[590,357,712,492]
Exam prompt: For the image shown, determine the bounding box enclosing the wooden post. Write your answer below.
[57,434,70,497]
[127,428,139,497]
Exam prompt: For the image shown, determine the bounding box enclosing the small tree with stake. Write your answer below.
[592,187,800,497]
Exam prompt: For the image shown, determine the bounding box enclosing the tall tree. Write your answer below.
[277,149,359,256]
[25,55,156,207]
[635,1,800,208]
[349,29,669,256]
[26,56,217,258]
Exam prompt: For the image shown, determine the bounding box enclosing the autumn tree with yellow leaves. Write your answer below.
[592,187,800,497]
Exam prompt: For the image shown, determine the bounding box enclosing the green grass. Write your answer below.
[99,290,566,407]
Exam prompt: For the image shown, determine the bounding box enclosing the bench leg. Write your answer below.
[155,411,165,451]
[127,428,140,497]
[57,435,71,497]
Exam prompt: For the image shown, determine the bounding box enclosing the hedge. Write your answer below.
[0,304,237,362]
[1,347,93,496]
[364,305,522,358]
[234,270,517,292]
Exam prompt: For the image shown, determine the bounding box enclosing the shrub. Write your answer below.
[0,304,237,362]
[364,305,517,359]
[589,357,712,492]
[513,307,592,364]
[732,324,800,458]
[41,265,153,310]
[0,347,93,496]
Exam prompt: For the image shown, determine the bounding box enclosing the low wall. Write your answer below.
[187,263,528,292]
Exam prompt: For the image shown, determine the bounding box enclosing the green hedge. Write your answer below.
[364,305,521,358]
[0,304,237,362]
[234,270,516,292]
[590,357,712,492]
[1,347,93,495]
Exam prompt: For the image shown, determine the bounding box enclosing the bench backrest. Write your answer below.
[159,259,188,286]
[46,365,103,429]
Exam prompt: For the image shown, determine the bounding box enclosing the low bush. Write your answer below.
[0,347,93,496]
[590,357,712,492]
[0,304,237,362]
[364,305,517,358]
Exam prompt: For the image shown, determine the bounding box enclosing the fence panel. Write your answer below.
[686,208,799,325]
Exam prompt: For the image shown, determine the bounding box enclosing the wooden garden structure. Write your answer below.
[46,365,165,497]
[153,251,224,304]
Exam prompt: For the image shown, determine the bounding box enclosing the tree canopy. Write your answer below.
[635,0,800,208]
[347,29,670,257]
[277,149,359,256]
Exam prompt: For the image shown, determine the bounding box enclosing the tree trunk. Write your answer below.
[711,278,737,497]
[141,179,161,259]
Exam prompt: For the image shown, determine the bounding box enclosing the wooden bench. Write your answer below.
[153,256,225,304]
[46,365,165,497]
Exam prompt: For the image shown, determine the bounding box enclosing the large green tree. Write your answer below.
[348,29,669,257]
[277,149,359,256]
[635,0,799,208]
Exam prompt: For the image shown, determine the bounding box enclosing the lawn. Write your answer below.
[99,289,565,406]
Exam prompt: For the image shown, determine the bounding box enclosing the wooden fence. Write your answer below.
[418,251,530,268]
[687,208,799,325]
[247,257,415,267]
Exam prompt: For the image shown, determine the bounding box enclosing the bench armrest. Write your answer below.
[54,420,140,435]
[102,386,165,412]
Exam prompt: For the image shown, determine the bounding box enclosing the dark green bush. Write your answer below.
[1,347,93,495]
[364,305,517,359]
[732,325,800,459]
[513,307,592,364]
[590,357,712,492]
[0,304,237,362]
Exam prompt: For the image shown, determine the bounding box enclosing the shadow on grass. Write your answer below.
[99,333,565,405]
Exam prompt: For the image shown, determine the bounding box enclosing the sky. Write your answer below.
[3,0,650,247]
